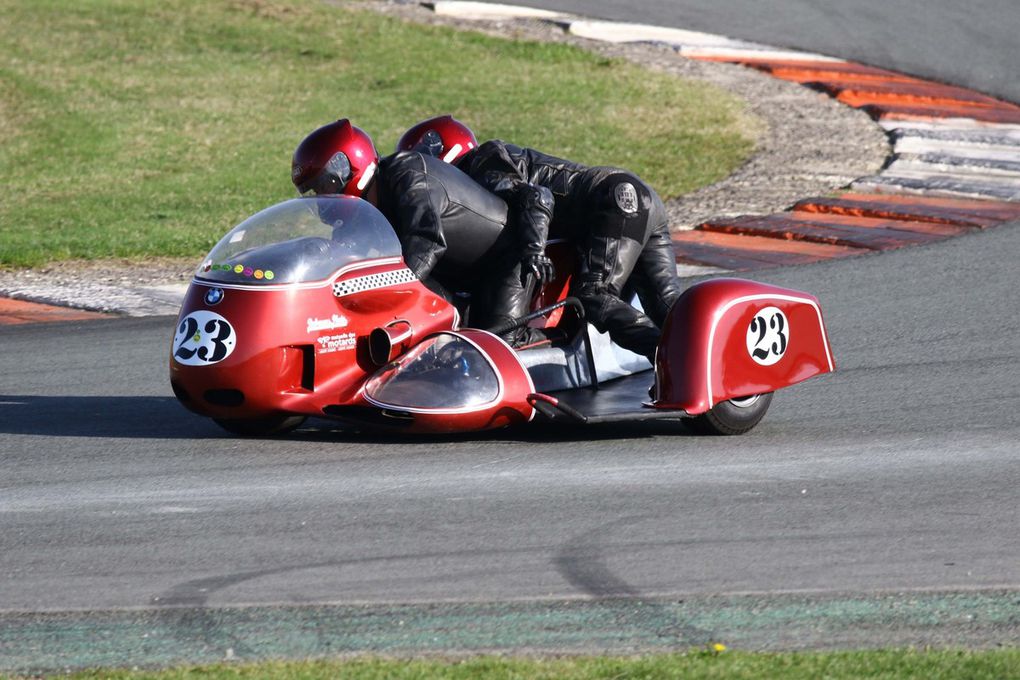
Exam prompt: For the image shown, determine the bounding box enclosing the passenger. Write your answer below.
[399,116,682,362]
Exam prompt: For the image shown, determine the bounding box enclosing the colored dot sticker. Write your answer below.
[265,270,274,280]
[243,267,253,277]
[254,270,264,280]
[233,264,244,274]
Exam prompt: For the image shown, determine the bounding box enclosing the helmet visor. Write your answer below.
[417,129,444,157]
[297,151,352,196]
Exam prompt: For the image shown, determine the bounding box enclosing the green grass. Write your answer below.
[0,0,757,267]
[16,649,1020,679]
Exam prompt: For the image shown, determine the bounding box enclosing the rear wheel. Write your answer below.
[687,392,773,436]
[213,415,306,437]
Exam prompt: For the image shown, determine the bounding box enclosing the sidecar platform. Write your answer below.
[515,317,687,425]
[529,371,688,425]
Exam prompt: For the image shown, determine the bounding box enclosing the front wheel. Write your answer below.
[213,415,307,437]
[687,392,773,436]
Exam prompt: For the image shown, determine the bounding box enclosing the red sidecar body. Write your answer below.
[170,196,834,436]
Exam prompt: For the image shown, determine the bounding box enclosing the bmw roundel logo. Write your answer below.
[204,287,225,306]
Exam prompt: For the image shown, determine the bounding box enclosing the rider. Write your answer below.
[291,118,554,347]
[398,116,683,363]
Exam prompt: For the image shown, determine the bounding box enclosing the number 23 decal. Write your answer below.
[746,306,789,366]
[173,311,237,366]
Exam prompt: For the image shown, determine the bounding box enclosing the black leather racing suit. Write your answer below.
[374,151,549,336]
[459,141,683,361]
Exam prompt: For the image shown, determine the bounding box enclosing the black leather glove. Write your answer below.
[515,184,555,284]
[522,251,555,283]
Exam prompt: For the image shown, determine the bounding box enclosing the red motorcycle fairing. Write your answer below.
[652,278,835,415]
[341,329,536,434]
[169,258,457,421]
[169,196,837,437]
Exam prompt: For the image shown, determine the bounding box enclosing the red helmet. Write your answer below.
[291,119,379,197]
[396,115,478,164]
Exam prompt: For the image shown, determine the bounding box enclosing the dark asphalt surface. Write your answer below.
[2,224,1018,613]
[2,0,1019,665]
[506,0,1020,104]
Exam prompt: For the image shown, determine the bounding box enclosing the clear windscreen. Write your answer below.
[196,196,401,285]
[365,334,500,410]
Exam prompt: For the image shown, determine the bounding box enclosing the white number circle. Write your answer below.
[746,306,789,366]
[173,311,237,366]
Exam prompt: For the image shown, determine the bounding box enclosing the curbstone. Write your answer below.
[671,229,864,270]
[866,102,1020,125]
[566,20,754,47]
[889,127,1020,148]
[793,193,1020,227]
[874,157,1020,186]
[891,137,1020,165]
[698,213,948,250]
[780,210,973,237]
[880,119,1020,134]
[0,297,110,325]
[707,59,919,87]
[429,1,565,20]
[805,80,1007,109]
[897,152,1020,175]
[853,174,1020,201]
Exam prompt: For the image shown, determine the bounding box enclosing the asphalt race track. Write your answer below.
[2,0,1019,668]
[3,221,1019,605]
[501,0,1020,104]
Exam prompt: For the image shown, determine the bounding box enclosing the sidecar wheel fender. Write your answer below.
[652,278,834,415]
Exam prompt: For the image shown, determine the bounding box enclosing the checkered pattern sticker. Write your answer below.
[332,268,417,297]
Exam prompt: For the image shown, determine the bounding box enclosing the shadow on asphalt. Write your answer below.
[0,395,696,442]
[289,415,696,445]
[0,394,219,439]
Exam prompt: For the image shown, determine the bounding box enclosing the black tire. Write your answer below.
[213,415,307,437]
[687,392,773,436]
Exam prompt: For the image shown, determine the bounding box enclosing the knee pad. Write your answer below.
[592,173,652,242]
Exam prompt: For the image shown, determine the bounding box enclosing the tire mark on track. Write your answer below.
[554,516,715,645]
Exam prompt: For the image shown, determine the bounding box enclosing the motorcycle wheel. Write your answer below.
[687,392,773,436]
[213,415,307,437]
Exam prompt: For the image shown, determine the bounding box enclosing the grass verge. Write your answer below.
[0,0,756,267]
[12,649,1018,679]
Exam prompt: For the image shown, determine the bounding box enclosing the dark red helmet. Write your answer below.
[396,115,478,164]
[291,119,379,197]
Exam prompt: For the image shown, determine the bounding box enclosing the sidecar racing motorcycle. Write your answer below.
[169,196,834,436]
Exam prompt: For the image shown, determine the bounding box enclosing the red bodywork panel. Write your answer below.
[652,278,835,414]
[528,240,576,329]
[169,259,457,421]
